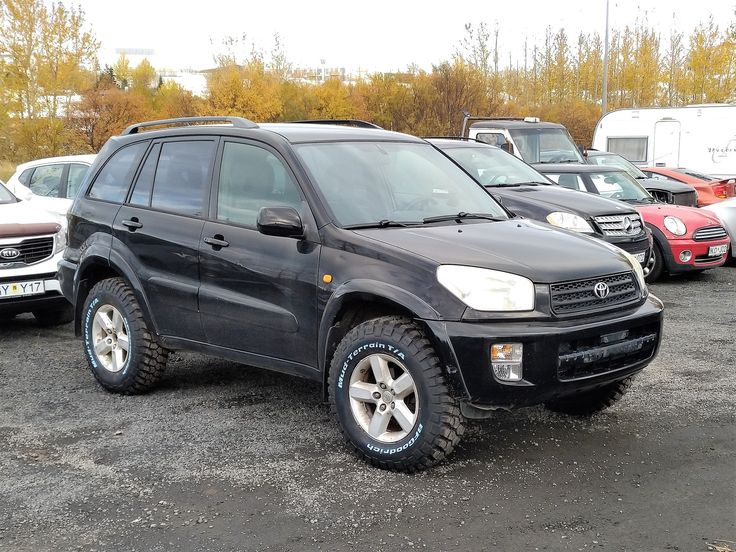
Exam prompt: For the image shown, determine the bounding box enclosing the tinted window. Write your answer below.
[150,141,215,217]
[89,142,148,203]
[18,168,33,186]
[442,146,550,186]
[129,143,161,206]
[607,137,648,163]
[0,182,16,204]
[476,133,508,147]
[217,142,302,227]
[66,163,90,198]
[29,165,63,197]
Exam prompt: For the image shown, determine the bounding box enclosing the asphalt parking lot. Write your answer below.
[1,267,734,552]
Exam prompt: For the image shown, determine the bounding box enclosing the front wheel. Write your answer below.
[644,241,664,283]
[329,316,464,472]
[546,376,635,416]
[82,277,168,394]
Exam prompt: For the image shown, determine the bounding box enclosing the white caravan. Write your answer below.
[591,104,736,179]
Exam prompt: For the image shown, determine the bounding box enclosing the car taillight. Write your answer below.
[712,182,728,199]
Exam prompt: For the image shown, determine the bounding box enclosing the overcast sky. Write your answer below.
[75,0,735,72]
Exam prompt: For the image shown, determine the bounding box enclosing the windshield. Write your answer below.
[588,153,647,179]
[441,145,552,186]
[508,128,584,164]
[294,142,508,226]
[586,171,652,202]
[0,181,17,204]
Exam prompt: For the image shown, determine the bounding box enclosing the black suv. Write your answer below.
[60,117,664,472]
[430,139,652,267]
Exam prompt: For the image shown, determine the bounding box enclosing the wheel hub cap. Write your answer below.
[348,353,419,443]
[91,304,130,373]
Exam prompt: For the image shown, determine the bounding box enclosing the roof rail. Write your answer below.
[122,116,258,135]
[288,119,383,129]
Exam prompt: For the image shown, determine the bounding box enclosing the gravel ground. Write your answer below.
[0,267,734,552]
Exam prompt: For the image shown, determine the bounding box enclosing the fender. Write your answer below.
[645,223,675,272]
[319,280,469,399]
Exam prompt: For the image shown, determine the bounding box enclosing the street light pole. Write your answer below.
[602,0,610,115]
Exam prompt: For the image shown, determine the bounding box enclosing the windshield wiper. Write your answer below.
[422,212,506,224]
[344,219,418,229]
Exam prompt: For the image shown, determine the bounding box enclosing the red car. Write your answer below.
[641,167,735,207]
[536,165,731,282]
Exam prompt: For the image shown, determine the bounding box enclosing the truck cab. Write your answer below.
[462,115,585,165]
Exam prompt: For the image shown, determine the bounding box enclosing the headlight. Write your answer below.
[53,224,67,254]
[436,265,535,311]
[622,250,648,297]
[546,212,595,233]
[663,216,686,236]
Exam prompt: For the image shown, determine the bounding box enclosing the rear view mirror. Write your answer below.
[257,207,304,238]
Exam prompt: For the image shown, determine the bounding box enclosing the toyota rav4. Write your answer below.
[59,117,664,471]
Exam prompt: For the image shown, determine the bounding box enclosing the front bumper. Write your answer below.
[425,296,663,410]
[0,273,67,315]
[664,237,730,272]
[603,234,651,267]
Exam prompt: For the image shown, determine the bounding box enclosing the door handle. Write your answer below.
[121,218,143,230]
[204,235,229,248]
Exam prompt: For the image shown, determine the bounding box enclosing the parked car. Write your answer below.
[429,139,652,268]
[586,150,698,207]
[5,154,96,215]
[0,180,73,325]
[702,198,736,263]
[536,165,730,282]
[60,116,663,472]
[641,167,735,207]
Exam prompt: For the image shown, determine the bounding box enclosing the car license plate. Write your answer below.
[633,252,646,263]
[0,280,45,300]
[708,244,728,257]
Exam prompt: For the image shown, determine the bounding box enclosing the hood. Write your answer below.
[0,200,64,235]
[489,185,636,218]
[354,219,636,284]
[637,203,723,229]
[639,178,695,194]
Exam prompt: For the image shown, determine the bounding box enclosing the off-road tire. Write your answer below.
[82,277,168,394]
[546,376,635,416]
[329,316,464,472]
[644,241,664,283]
[33,304,74,326]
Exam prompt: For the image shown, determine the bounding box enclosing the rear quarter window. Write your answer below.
[88,142,148,203]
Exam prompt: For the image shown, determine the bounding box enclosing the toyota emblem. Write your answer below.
[593,282,610,299]
[623,216,634,234]
[0,247,21,260]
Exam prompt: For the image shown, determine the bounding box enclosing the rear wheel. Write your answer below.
[82,278,168,394]
[329,316,464,472]
[546,376,635,416]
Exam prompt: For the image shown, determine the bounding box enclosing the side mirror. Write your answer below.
[257,206,304,238]
[578,145,588,158]
[500,142,514,156]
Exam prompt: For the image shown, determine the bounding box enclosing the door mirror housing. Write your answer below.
[500,141,514,156]
[257,207,304,238]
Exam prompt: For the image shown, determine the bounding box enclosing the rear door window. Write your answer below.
[150,140,216,217]
[66,163,90,198]
[89,142,149,203]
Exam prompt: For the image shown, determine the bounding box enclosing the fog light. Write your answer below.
[679,250,692,262]
[491,343,523,382]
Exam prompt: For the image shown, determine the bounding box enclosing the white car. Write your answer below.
[0,180,72,325]
[5,154,95,215]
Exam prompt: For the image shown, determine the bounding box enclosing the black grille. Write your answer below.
[0,237,54,265]
[550,272,640,315]
[557,323,660,381]
[693,226,728,241]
